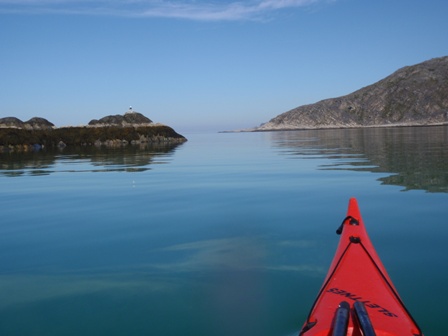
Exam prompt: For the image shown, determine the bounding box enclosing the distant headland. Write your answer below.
[0,110,187,152]
[250,56,448,131]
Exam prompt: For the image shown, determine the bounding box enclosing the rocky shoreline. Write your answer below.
[245,121,448,132]
[0,111,187,153]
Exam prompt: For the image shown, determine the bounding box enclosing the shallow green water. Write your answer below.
[1,126,447,335]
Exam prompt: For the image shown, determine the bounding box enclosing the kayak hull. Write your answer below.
[299,198,423,336]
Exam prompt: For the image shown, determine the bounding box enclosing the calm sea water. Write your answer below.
[0,126,447,335]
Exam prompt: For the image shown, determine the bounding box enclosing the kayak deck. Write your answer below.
[299,198,423,336]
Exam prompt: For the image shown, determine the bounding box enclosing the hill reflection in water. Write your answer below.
[0,143,184,177]
[269,125,448,193]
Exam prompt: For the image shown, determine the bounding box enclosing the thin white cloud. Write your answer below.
[0,0,321,21]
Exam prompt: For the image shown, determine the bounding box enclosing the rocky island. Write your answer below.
[254,56,448,131]
[0,110,187,152]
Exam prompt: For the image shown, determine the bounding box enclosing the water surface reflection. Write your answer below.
[0,143,184,177]
[269,126,448,193]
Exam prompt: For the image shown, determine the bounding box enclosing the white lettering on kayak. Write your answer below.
[326,287,398,318]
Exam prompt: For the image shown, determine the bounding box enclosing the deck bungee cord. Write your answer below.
[299,198,423,336]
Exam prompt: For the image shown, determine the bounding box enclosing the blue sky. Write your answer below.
[1,0,447,133]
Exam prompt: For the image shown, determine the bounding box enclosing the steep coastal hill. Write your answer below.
[0,111,186,152]
[255,56,448,131]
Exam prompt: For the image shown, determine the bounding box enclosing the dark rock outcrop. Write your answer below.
[24,117,55,130]
[88,112,152,126]
[0,112,186,152]
[0,117,54,130]
[256,56,448,130]
[0,117,25,129]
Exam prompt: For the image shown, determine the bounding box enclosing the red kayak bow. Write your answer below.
[299,198,423,336]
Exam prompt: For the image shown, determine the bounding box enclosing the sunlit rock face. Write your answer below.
[256,56,448,131]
